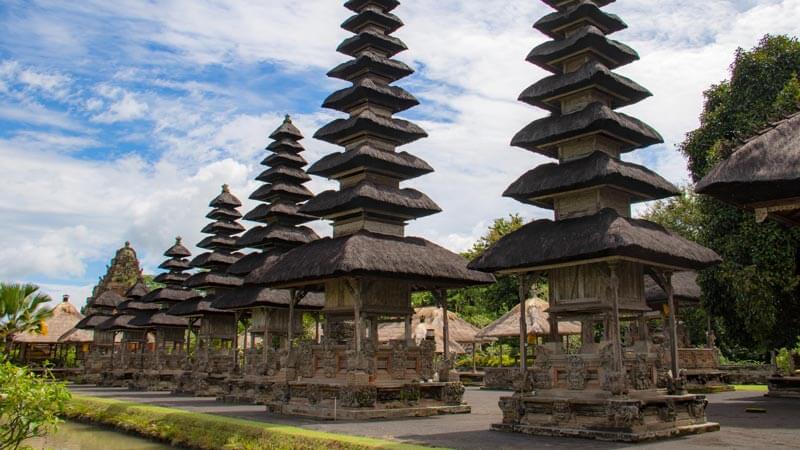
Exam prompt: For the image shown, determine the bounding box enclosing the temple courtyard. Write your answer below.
[69,385,798,449]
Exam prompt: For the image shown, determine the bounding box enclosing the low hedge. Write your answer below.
[65,395,439,450]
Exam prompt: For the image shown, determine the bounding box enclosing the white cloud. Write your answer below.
[1,0,799,286]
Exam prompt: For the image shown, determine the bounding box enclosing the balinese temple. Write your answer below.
[73,242,145,383]
[696,110,800,397]
[644,272,732,394]
[469,0,722,441]
[95,282,158,387]
[696,111,800,227]
[250,0,494,419]
[169,186,243,396]
[212,116,324,404]
[129,237,195,391]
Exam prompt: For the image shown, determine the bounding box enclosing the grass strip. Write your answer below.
[732,384,768,392]
[65,395,443,450]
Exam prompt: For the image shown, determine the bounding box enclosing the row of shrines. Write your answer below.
[48,0,800,442]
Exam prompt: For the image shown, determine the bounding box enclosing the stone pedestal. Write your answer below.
[766,376,800,398]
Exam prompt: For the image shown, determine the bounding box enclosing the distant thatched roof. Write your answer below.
[140,287,199,304]
[91,290,127,308]
[167,297,232,317]
[645,271,701,309]
[378,306,486,354]
[248,230,495,289]
[129,311,188,328]
[212,286,324,311]
[469,209,721,273]
[14,299,88,344]
[696,111,800,214]
[74,313,112,330]
[476,298,581,339]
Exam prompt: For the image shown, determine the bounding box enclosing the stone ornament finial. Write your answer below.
[284,114,292,123]
[176,236,182,244]
[222,184,230,193]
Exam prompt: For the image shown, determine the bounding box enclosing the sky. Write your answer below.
[1,0,798,310]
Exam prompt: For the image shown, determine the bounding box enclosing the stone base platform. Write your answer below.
[685,370,735,394]
[268,400,470,420]
[218,376,268,404]
[130,371,181,392]
[766,376,800,398]
[494,392,719,443]
[173,372,228,397]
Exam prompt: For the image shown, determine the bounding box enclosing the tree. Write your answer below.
[680,35,800,357]
[0,357,70,450]
[428,215,528,327]
[0,283,53,352]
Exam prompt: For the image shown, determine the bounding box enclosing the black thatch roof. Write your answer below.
[504,151,678,208]
[342,9,403,35]
[184,272,243,289]
[97,313,145,331]
[323,79,418,114]
[527,25,638,74]
[211,287,325,311]
[226,251,280,277]
[345,0,399,13]
[519,61,651,113]
[269,117,304,141]
[469,209,721,273]
[308,146,433,181]
[129,311,188,328]
[248,230,495,289]
[535,2,626,39]
[140,287,199,304]
[167,297,232,317]
[250,182,314,203]
[92,290,127,308]
[117,300,160,313]
[158,258,191,271]
[236,224,319,250]
[300,181,441,219]
[337,30,407,58]
[201,220,246,236]
[542,0,614,10]
[511,102,663,158]
[153,272,190,285]
[190,251,240,268]
[645,271,701,309]
[696,111,800,206]
[125,281,149,300]
[263,151,307,168]
[207,207,242,221]
[196,235,239,252]
[328,51,414,83]
[75,313,112,330]
[315,110,427,147]
[210,184,242,208]
[243,203,316,225]
[256,166,312,184]
[267,138,304,153]
[165,237,192,257]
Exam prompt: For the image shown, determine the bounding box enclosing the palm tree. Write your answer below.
[0,283,53,353]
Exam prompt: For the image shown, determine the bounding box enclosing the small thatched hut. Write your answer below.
[477,298,581,341]
[13,296,91,367]
[378,306,484,355]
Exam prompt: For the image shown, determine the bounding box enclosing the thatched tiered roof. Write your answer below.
[250,0,493,291]
[696,111,800,226]
[213,117,322,312]
[137,237,197,328]
[14,297,91,345]
[476,298,580,340]
[470,0,720,275]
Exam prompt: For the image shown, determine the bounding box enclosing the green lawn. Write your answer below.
[733,384,769,392]
[65,395,444,450]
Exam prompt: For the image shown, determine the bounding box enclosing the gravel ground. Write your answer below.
[69,385,800,449]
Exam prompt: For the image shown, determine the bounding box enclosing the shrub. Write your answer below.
[0,358,71,450]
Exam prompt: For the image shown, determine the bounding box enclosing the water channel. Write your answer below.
[24,420,180,450]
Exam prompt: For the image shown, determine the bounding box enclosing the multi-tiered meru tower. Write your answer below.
[213,116,324,404]
[250,0,493,419]
[470,0,722,441]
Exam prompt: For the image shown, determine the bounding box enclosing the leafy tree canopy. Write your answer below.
[0,283,53,350]
[678,35,800,357]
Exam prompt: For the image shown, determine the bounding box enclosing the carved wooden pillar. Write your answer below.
[608,263,624,375]
[404,314,412,346]
[518,274,534,373]
[233,311,241,372]
[663,271,680,383]
[434,289,450,360]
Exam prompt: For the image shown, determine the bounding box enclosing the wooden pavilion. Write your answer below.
[12,295,91,373]
[469,0,722,441]
[248,0,494,420]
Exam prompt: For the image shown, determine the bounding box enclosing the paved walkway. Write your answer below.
[69,386,800,449]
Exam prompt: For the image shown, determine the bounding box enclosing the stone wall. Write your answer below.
[720,364,771,385]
